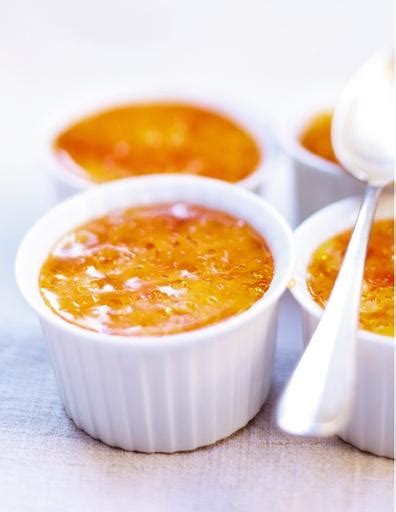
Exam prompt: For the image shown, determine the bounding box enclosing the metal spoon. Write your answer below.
[277,51,394,436]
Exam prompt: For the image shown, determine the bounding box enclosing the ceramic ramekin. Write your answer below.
[279,107,366,223]
[290,193,394,458]
[41,90,275,200]
[16,175,294,453]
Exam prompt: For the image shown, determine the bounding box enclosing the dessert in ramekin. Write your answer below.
[290,194,394,458]
[16,175,294,453]
[280,108,365,222]
[43,93,274,199]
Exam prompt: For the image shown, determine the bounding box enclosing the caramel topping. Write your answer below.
[40,203,274,336]
[54,102,261,183]
[307,219,394,336]
[299,111,339,164]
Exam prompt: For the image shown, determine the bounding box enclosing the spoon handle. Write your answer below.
[277,184,383,436]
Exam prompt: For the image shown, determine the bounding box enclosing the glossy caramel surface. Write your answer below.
[54,102,261,183]
[307,219,394,337]
[39,203,274,336]
[299,111,339,164]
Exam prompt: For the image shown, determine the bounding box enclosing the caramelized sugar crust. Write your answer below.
[299,111,339,164]
[54,103,261,183]
[307,219,394,336]
[40,203,274,336]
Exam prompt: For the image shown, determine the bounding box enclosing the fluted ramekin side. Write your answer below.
[302,313,394,458]
[40,304,278,452]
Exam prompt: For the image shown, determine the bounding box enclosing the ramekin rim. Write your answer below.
[289,195,394,348]
[275,105,344,177]
[40,91,276,192]
[16,174,295,349]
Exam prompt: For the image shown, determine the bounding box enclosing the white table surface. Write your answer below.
[0,1,393,510]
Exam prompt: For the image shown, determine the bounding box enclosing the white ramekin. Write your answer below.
[278,107,366,223]
[40,90,275,199]
[16,175,294,453]
[290,193,394,458]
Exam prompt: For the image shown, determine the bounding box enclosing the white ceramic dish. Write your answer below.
[290,194,394,458]
[16,175,294,453]
[279,108,365,223]
[41,90,275,199]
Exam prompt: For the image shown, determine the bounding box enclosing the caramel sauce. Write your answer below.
[299,111,339,164]
[307,219,394,337]
[39,203,274,336]
[54,102,261,183]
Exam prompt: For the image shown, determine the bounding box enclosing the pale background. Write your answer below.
[0,1,393,511]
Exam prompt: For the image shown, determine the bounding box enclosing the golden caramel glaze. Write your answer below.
[54,102,261,183]
[39,203,274,336]
[307,219,394,337]
[299,111,339,164]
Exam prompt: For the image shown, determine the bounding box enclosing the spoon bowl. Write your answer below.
[332,50,394,185]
